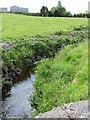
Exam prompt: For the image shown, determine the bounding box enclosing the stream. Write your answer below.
[2,70,35,118]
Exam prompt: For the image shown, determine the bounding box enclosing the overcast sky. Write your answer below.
[0,0,89,14]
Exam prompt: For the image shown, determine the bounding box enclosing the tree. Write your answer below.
[40,6,48,16]
[65,11,72,17]
[82,13,85,18]
[50,0,67,17]
[51,7,58,15]
[54,10,59,17]
[74,14,77,17]
[58,0,62,8]
[86,12,90,18]
[48,11,53,17]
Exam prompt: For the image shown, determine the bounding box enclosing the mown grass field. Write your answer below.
[2,13,88,41]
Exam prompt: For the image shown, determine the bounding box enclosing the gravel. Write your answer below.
[35,100,88,119]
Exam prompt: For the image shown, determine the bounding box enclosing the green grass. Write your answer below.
[31,41,88,115]
[2,13,88,41]
[2,29,87,84]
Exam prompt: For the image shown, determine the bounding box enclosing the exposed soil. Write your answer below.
[0,41,14,50]
[49,28,88,41]
[67,28,88,38]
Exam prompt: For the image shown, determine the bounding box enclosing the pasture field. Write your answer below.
[2,13,88,41]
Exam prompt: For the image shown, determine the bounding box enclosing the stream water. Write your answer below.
[2,71,35,118]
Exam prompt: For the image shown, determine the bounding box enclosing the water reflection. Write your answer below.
[2,70,35,118]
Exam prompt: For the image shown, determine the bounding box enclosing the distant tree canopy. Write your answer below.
[86,12,90,18]
[39,1,88,18]
[40,0,72,17]
[14,0,88,18]
[58,0,62,8]
[53,0,72,17]
[56,0,66,16]
[40,6,48,16]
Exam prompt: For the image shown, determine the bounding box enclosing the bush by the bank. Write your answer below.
[31,41,88,115]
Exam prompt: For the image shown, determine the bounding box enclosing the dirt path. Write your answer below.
[35,100,88,118]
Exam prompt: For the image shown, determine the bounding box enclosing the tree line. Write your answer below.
[13,0,90,18]
[40,0,72,17]
[39,0,89,18]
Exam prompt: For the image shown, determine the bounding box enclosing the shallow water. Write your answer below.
[2,73,35,118]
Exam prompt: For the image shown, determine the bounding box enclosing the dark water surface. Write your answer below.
[2,71,35,118]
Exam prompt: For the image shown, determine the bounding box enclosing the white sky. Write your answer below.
[0,0,89,14]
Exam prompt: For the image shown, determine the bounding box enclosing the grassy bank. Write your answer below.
[2,28,87,85]
[31,40,88,115]
[2,13,88,41]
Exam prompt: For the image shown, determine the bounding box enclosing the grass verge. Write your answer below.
[31,41,88,115]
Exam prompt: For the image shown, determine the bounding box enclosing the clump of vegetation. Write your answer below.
[2,27,87,85]
[31,41,88,115]
[73,25,87,31]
